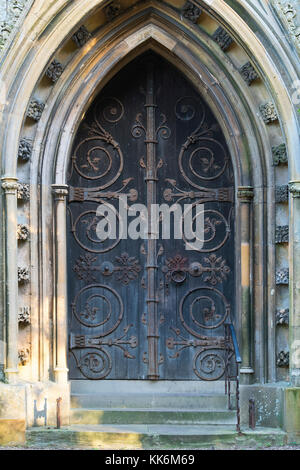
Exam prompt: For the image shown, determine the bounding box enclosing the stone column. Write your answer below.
[52,184,69,384]
[289,181,300,386]
[237,186,254,382]
[1,177,19,383]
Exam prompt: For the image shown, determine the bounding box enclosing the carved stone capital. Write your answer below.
[237,186,254,202]
[289,181,300,198]
[259,102,278,124]
[72,26,91,48]
[181,1,202,23]
[52,184,69,201]
[212,27,233,51]
[1,177,19,194]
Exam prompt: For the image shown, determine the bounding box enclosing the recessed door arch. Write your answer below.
[67,52,235,381]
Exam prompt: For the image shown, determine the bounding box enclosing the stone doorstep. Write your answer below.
[26,425,288,449]
[0,418,26,446]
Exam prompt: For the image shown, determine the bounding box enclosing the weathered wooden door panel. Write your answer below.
[67,53,235,380]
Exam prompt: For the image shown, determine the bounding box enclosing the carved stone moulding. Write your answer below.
[18,306,30,325]
[212,26,234,51]
[275,225,289,244]
[26,99,45,122]
[272,143,288,165]
[18,348,30,366]
[276,308,289,326]
[181,1,202,23]
[239,61,259,85]
[259,102,278,124]
[18,266,30,283]
[71,25,92,48]
[105,2,121,21]
[275,268,289,285]
[237,186,254,202]
[17,224,30,241]
[276,351,289,368]
[18,138,32,162]
[45,59,64,83]
[275,185,289,203]
[17,183,30,201]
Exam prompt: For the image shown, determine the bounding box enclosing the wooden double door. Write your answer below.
[67,52,235,381]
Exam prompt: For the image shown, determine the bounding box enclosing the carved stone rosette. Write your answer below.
[275,225,289,244]
[276,351,289,367]
[259,102,278,124]
[17,183,30,201]
[181,1,202,23]
[72,25,91,47]
[26,99,45,122]
[45,59,64,83]
[212,27,233,51]
[275,185,289,203]
[275,268,289,285]
[105,2,121,21]
[18,348,30,366]
[18,138,32,162]
[272,143,288,165]
[239,61,259,85]
[17,224,30,241]
[276,308,289,326]
[18,306,31,325]
[18,266,30,283]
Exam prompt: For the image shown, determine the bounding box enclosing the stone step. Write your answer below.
[27,425,287,450]
[70,408,237,425]
[71,393,235,410]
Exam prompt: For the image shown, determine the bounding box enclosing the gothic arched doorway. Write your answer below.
[67,52,235,381]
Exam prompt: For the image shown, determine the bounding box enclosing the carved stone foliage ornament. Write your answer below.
[239,62,259,85]
[26,99,45,122]
[18,266,30,283]
[105,2,121,21]
[17,224,29,241]
[275,225,289,243]
[275,185,289,202]
[289,182,300,198]
[181,1,202,23]
[17,183,30,201]
[72,25,91,47]
[45,60,64,83]
[259,102,278,124]
[276,268,289,285]
[276,308,289,326]
[18,348,30,366]
[273,0,300,53]
[0,0,26,52]
[212,27,233,51]
[272,143,288,165]
[18,306,30,325]
[276,350,289,367]
[18,138,32,162]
